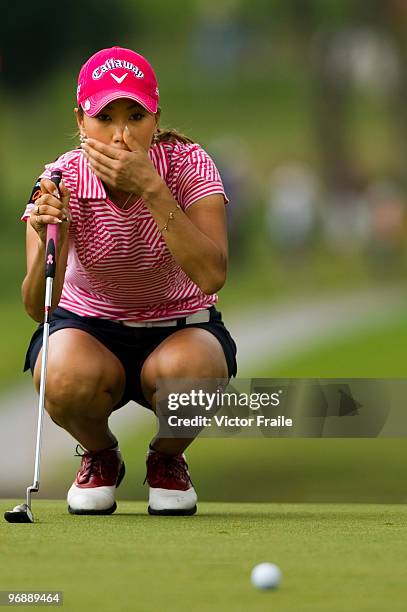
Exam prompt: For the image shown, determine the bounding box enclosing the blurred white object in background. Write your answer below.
[321,187,371,254]
[312,26,401,94]
[266,162,319,251]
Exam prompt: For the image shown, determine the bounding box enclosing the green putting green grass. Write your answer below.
[1,501,406,612]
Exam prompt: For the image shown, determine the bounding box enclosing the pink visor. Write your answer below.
[77,47,159,116]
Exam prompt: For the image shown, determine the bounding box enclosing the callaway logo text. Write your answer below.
[92,58,144,80]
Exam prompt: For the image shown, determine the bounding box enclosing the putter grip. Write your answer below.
[45,170,63,278]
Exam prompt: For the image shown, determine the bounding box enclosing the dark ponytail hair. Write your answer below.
[153,125,194,145]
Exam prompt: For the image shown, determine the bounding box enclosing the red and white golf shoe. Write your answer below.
[144,447,197,515]
[67,444,125,515]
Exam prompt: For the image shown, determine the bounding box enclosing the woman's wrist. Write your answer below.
[36,234,46,249]
[141,175,171,205]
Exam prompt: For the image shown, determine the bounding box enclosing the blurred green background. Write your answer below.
[1,0,407,503]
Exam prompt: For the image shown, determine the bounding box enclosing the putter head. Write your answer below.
[4,504,34,523]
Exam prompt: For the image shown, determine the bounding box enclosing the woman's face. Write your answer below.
[75,98,159,151]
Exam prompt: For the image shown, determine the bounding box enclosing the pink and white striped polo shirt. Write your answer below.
[21,141,229,321]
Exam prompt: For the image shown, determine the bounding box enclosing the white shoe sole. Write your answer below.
[67,462,125,515]
[148,486,198,516]
[67,483,117,515]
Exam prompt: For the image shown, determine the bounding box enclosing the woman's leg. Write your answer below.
[140,326,229,455]
[140,326,228,515]
[32,327,127,514]
[33,328,126,450]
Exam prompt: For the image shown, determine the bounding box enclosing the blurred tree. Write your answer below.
[284,1,387,196]
[0,0,136,92]
[298,0,357,191]
[382,0,407,190]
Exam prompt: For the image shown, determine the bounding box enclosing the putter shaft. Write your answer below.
[5,170,62,524]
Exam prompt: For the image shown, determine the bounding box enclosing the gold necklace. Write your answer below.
[121,192,134,209]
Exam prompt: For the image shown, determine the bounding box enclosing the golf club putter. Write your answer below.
[5,170,62,523]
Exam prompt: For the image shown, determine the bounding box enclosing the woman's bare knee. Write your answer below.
[46,369,105,414]
[140,328,228,404]
[33,328,126,421]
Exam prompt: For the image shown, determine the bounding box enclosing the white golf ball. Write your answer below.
[251,562,282,590]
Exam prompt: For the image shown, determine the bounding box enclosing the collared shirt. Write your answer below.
[21,141,229,321]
